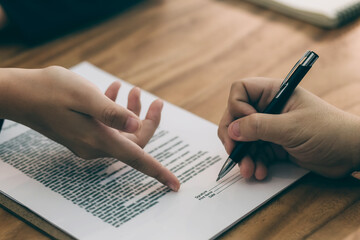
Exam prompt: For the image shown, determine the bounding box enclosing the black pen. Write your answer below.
[217,50,319,181]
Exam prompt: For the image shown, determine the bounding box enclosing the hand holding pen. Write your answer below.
[217,51,319,181]
[217,51,360,181]
[218,51,360,180]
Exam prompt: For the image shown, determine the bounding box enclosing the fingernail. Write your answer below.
[231,123,240,137]
[167,182,179,192]
[158,99,164,110]
[124,117,140,132]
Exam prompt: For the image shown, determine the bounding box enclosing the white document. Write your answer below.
[0,62,308,240]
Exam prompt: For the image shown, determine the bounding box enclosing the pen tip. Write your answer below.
[216,176,220,182]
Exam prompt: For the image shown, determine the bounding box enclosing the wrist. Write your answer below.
[0,68,39,121]
[0,68,13,119]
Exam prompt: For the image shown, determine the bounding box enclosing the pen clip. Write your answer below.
[280,50,312,89]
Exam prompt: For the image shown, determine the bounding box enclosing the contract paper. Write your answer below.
[0,62,308,239]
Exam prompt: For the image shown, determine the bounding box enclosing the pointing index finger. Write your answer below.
[105,132,180,191]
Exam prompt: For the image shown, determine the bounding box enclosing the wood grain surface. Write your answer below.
[1,0,360,239]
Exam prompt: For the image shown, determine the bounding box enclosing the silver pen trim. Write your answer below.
[216,158,237,181]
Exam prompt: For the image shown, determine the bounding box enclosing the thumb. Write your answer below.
[228,113,290,145]
[74,91,141,133]
[96,98,141,133]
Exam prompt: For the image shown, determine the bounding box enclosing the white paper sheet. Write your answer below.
[0,62,308,240]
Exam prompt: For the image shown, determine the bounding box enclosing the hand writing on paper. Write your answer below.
[0,66,180,191]
[218,77,360,180]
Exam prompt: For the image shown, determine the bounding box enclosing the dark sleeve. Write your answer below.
[0,119,3,133]
[0,0,142,43]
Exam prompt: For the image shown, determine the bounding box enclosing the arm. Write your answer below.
[0,66,180,191]
[218,77,360,180]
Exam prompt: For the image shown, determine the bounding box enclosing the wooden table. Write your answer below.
[1,0,360,239]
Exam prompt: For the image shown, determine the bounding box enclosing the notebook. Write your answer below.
[245,0,360,28]
[0,62,308,239]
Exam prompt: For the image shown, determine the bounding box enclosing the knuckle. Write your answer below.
[241,77,255,84]
[230,80,240,90]
[217,127,225,142]
[102,106,121,128]
[129,150,146,171]
[152,168,165,181]
[70,135,104,160]
[228,103,238,116]
[72,149,94,160]
[43,65,66,75]
[217,127,222,138]
[229,80,243,95]
[137,140,147,149]
[47,65,65,71]
[230,78,251,90]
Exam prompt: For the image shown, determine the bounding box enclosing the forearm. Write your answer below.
[0,68,39,121]
[321,108,360,176]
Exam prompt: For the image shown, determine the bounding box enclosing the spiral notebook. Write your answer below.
[245,0,360,28]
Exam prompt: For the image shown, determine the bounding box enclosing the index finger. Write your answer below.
[229,78,281,117]
[71,83,141,133]
[104,131,180,191]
